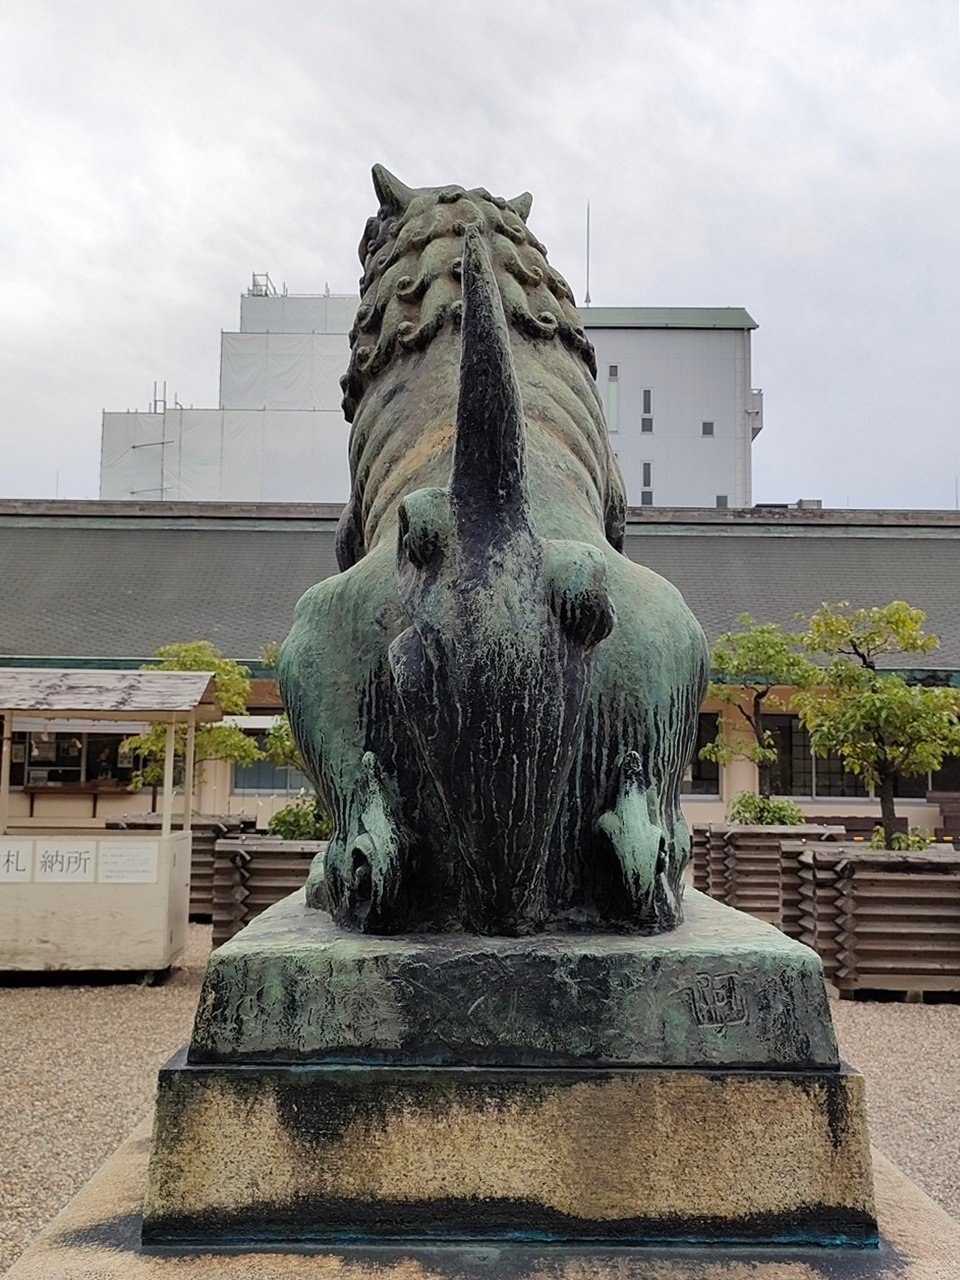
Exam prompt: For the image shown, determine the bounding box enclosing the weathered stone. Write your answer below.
[11,1120,955,1278]
[142,1056,875,1247]
[188,888,838,1069]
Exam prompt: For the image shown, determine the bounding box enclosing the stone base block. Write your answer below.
[189,889,838,1069]
[7,1121,955,1278]
[142,1052,876,1247]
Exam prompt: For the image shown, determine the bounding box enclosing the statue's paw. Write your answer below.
[304,850,329,910]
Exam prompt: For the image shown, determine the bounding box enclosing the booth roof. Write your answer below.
[0,668,222,722]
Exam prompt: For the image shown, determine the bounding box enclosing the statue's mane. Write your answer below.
[340,177,597,422]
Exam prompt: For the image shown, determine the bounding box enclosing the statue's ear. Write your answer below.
[372,164,415,215]
[507,192,533,222]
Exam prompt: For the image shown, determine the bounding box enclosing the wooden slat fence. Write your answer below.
[692,825,840,934]
[212,836,327,946]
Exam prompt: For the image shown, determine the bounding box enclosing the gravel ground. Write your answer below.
[1,928,958,1272]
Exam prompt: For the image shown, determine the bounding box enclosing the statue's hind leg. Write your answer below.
[554,552,706,933]
[279,552,449,933]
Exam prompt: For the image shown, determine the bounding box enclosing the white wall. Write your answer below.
[590,327,757,508]
[100,408,351,502]
[219,333,348,411]
[239,294,356,335]
[100,292,761,507]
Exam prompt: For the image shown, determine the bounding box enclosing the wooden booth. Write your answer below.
[0,669,221,971]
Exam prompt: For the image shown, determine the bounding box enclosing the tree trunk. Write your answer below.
[878,769,897,849]
[754,691,771,796]
[757,758,771,798]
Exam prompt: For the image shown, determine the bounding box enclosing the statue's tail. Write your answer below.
[387,226,615,933]
[450,225,529,533]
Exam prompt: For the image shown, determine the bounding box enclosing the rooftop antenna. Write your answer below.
[584,200,592,305]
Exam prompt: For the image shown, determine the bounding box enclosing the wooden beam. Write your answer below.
[183,715,196,834]
[161,721,176,837]
[0,712,11,836]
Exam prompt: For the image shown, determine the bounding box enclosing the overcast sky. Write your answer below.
[2,1,958,507]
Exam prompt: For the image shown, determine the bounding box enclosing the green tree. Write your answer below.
[257,642,306,773]
[699,615,817,796]
[794,601,960,849]
[257,642,330,837]
[124,641,263,793]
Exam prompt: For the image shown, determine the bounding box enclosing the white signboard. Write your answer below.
[97,840,159,885]
[0,840,33,882]
[34,840,97,883]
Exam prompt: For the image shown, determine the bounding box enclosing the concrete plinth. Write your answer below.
[6,1119,959,1279]
[189,889,838,1069]
[142,1053,875,1247]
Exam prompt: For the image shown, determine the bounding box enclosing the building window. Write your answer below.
[768,715,813,797]
[642,462,652,488]
[893,772,927,798]
[702,421,714,437]
[607,367,620,433]
[765,713,960,800]
[641,417,653,433]
[640,491,654,506]
[813,751,870,798]
[4,728,138,789]
[233,733,312,794]
[681,713,720,795]
[931,754,960,791]
[716,495,728,508]
[768,714,866,798]
[642,388,652,414]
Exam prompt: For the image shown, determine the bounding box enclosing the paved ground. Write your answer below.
[1,925,958,1273]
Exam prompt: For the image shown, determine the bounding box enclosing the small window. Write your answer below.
[607,371,620,433]
[642,462,652,488]
[640,491,653,506]
[642,388,652,414]
[681,712,721,795]
[608,364,619,379]
[641,417,653,433]
[716,494,728,508]
[702,421,714,436]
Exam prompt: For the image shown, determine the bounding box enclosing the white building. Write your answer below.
[100,282,763,507]
[583,307,762,508]
[99,280,355,503]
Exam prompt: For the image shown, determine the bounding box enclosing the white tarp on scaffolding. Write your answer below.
[99,412,167,498]
[219,332,348,411]
[238,294,358,335]
[99,409,351,502]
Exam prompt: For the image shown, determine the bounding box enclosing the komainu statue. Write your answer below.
[279,166,708,936]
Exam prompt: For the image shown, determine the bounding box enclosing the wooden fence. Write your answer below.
[827,849,960,993]
[691,825,841,935]
[212,836,327,946]
[694,826,960,995]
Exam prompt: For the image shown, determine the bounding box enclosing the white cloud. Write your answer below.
[1,0,958,505]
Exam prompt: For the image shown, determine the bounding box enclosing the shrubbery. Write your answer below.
[267,792,332,841]
[868,826,930,851]
[728,790,806,826]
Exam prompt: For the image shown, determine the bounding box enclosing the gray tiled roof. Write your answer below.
[0,522,339,661]
[2,504,959,672]
[624,532,960,670]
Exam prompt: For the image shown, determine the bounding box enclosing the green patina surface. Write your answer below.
[278,169,708,936]
[188,889,837,1070]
